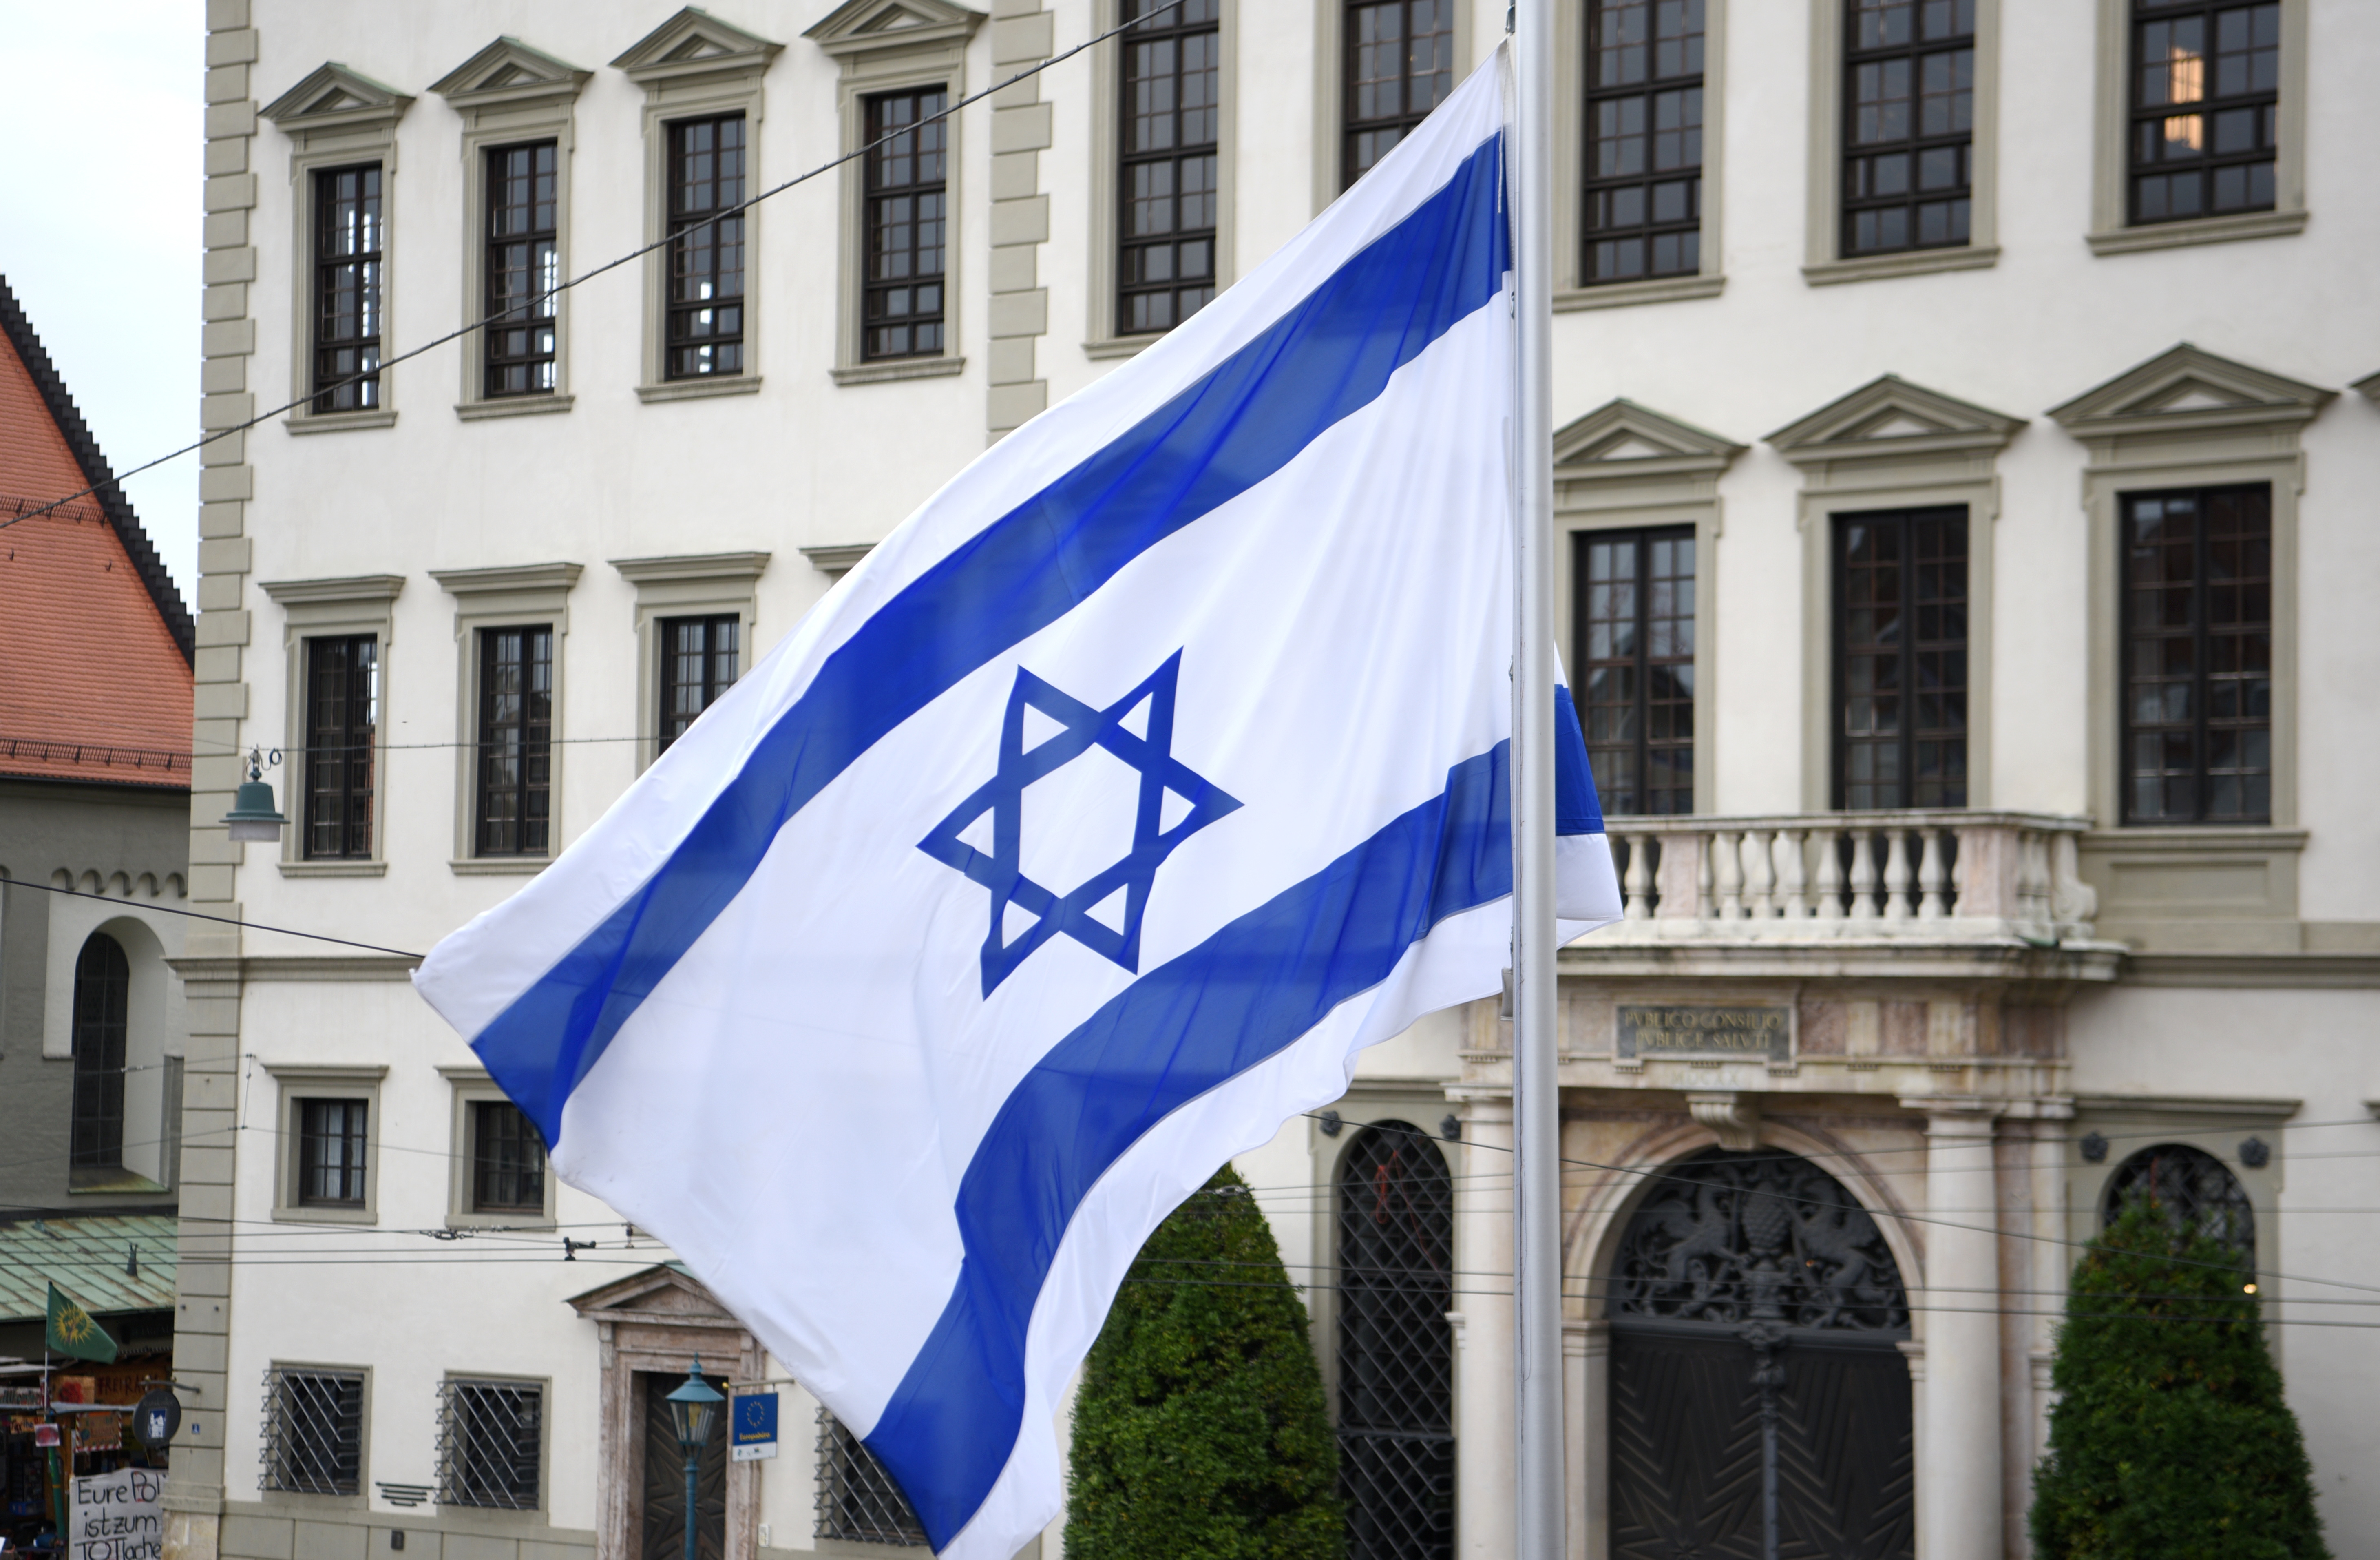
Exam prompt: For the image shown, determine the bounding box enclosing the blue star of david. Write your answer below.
[919,651,1242,997]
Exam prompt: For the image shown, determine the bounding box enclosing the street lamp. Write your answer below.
[221,748,287,843]
[665,1358,726,1560]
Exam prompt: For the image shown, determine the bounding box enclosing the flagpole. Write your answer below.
[1509,1,1566,1558]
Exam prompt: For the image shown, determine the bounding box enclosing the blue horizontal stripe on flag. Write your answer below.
[864,739,1513,1551]
[471,133,1510,1145]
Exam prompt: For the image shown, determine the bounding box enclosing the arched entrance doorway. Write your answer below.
[1336,1122,1454,1560]
[1605,1148,1914,1560]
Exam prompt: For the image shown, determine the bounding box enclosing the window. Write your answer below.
[470,1101,548,1215]
[2128,0,2279,224]
[312,164,384,412]
[296,1099,369,1207]
[1841,0,1974,255]
[864,90,948,361]
[2102,1142,2254,1262]
[438,1379,543,1510]
[1584,0,1706,283]
[475,626,555,856]
[486,142,560,397]
[262,1367,365,1496]
[1575,528,1695,815]
[1337,1123,1455,1560]
[1345,1,1454,186]
[69,935,130,1171]
[667,116,747,380]
[1118,0,1220,336]
[2121,485,2270,825]
[659,615,740,754]
[815,1408,926,1546]
[303,635,377,860]
[1834,508,1968,809]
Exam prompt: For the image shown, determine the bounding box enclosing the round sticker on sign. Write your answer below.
[132,1390,181,1453]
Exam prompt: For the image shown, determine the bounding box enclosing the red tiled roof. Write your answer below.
[0,277,193,789]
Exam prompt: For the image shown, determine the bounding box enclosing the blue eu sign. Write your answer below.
[729,1391,778,1463]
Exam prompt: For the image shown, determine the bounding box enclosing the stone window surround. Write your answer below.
[807,0,982,386]
[611,9,785,404]
[1553,0,1731,312]
[435,1370,555,1518]
[2065,1094,2295,1287]
[429,38,594,420]
[1085,0,1240,361]
[256,1360,375,1511]
[263,1062,387,1226]
[2085,0,2310,256]
[1801,0,2004,286]
[1307,0,1476,221]
[1551,398,1747,814]
[1768,375,2024,812]
[608,551,772,772]
[257,574,405,876]
[439,1064,559,1231]
[429,563,584,874]
[261,64,415,435]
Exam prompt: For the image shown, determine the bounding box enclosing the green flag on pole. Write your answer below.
[45,1281,117,1363]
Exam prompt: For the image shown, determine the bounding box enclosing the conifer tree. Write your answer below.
[2031,1200,2329,1558]
[1066,1164,1343,1560]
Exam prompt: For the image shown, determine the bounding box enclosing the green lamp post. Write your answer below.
[665,1358,726,1560]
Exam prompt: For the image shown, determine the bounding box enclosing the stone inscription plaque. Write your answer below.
[1617,1003,1793,1062]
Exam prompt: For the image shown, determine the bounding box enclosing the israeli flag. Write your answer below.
[415,50,1616,1560]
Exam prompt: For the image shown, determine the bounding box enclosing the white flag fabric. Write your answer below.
[415,49,1617,1560]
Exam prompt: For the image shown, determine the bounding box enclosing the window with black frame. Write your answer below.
[438,1379,544,1510]
[667,115,747,379]
[1583,0,1705,284]
[476,626,554,856]
[1574,527,1695,815]
[312,164,383,412]
[865,89,948,361]
[296,1098,369,1207]
[471,1100,548,1215]
[2121,485,2270,825]
[1345,0,1454,186]
[263,1367,366,1496]
[303,635,377,860]
[1118,0,1220,337]
[2128,0,2279,225]
[1840,0,1974,257]
[486,141,559,397]
[659,615,740,754]
[1834,508,1968,810]
[69,934,130,1174]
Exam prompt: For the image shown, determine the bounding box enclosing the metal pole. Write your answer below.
[683,1449,701,1560]
[1510,1,1565,1558]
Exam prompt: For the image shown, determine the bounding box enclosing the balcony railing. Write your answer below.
[1589,811,2098,941]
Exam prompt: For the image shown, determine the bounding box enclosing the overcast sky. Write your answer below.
[0,1,203,602]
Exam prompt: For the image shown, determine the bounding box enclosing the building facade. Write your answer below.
[170,4,2376,1560]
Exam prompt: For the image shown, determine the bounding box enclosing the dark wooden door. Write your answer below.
[640,1373,727,1560]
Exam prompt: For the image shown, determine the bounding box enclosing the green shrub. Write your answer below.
[1066,1164,1343,1560]
[2030,1201,2329,1559]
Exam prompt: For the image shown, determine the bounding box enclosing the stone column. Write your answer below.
[1453,1098,1513,1560]
[1914,1104,2005,1560]
[2020,1102,2074,1477]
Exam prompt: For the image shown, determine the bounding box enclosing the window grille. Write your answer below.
[814,1408,926,1546]
[303,635,378,860]
[438,1378,543,1510]
[1344,0,1454,186]
[1833,507,1969,809]
[1336,1122,1454,1560]
[1840,0,1975,256]
[297,1098,369,1206]
[69,935,130,1170]
[471,1101,548,1214]
[2128,0,2279,224]
[486,141,560,397]
[1118,0,1221,336]
[864,90,948,361]
[1583,0,1706,283]
[658,615,741,754]
[261,1367,365,1495]
[475,625,555,856]
[2103,1142,2256,1262]
[2120,485,2271,825]
[312,164,383,412]
[1575,527,1695,815]
[667,115,747,380]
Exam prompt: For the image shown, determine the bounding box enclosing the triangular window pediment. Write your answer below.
[612,7,786,83]
[1552,398,1746,478]
[430,38,592,106]
[263,62,415,132]
[567,1263,738,1321]
[2047,344,2333,436]
[804,0,986,58]
[1852,411,1949,440]
[1766,374,2023,464]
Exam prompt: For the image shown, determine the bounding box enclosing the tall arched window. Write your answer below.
[70,934,131,1170]
[1336,1121,1454,1560]
[2102,1142,2255,1262]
